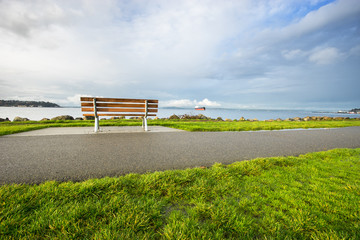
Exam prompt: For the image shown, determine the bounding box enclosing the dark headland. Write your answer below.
[0,100,60,108]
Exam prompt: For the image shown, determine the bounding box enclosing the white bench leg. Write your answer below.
[95,116,99,132]
[143,117,148,131]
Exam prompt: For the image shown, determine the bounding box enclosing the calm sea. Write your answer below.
[0,107,358,121]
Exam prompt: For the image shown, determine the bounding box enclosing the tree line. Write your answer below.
[0,100,60,107]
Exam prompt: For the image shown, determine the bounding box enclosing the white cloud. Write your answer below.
[162,99,195,108]
[66,94,87,106]
[282,49,305,60]
[255,0,360,47]
[282,46,348,65]
[197,98,221,107]
[0,0,73,38]
[308,47,341,65]
[0,0,248,97]
[283,0,360,38]
[0,0,359,109]
[162,99,221,108]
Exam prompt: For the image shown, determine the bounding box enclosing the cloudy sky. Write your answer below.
[0,0,359,109]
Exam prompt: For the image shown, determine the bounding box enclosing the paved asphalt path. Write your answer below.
[1,127,360,185]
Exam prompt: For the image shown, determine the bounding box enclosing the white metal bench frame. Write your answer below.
[80,97,158,132]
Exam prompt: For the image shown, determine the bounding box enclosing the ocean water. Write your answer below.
[0,107,358,121]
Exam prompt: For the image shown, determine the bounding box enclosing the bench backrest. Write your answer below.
[80,97,158,118]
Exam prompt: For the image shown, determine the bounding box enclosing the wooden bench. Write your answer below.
[80,97,158,132]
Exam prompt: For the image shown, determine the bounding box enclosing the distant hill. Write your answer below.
[349,108,360,114]
[0,100,60,108]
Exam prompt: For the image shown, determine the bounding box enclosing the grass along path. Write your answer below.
[1,118,360,136]
[155,118,360,132]
[1,148,359,239]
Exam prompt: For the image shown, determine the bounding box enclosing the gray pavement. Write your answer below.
[1,126,360,185]
[7,126,185,136]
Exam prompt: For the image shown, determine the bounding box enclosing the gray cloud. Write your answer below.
[0,0,75,38]
[0,0,359,109]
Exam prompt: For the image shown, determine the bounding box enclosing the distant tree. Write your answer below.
[0,100,60,107]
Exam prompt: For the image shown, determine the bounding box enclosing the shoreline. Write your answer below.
[1,113,360,123]
[1,106,360,122]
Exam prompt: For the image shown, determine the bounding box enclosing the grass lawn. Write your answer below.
[1,148,359,239]
[1,118,360,136]
[154,118,360,132]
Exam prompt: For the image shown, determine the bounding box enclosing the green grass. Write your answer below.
[1,118,360,136]
[1,148,359,239]
[154,118,360,131]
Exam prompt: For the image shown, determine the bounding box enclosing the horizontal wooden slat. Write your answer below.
[81,108,141,112]
[80,97,92,101]
[81,102,158,109]
[83,113,157,117]
[80,97,158,104]
[81,103,144,108]
[81,102,93,107]
[82,108,158,113]
[97,108,157,113]
[98,108,145,113]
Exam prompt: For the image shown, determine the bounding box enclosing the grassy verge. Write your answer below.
[1,118,360,136]
[1,148,359,239]
[153,118,360,131]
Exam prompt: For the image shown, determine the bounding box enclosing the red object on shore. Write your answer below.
[195,107,206,110]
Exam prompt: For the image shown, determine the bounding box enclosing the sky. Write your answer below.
[0,0,359,110]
